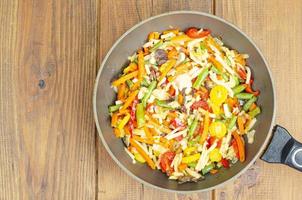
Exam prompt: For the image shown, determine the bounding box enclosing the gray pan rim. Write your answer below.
[93,10,276,193]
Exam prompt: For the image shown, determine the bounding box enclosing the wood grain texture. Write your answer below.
[215,0,302,200]
[0,0,97,199]
[97,1,213,200]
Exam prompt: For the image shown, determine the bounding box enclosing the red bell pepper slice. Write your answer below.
[185,27,211,38]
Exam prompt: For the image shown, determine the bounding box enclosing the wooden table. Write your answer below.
[1,0,302,199]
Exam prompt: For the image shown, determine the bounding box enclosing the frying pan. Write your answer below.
[93,11,302,192]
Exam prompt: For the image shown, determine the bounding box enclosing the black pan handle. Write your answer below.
[261,125,302,172]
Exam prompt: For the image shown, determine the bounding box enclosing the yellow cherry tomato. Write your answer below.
[209,148,222,162]
[210,85,228,105]
[209,121,227,138]
[211,103,221,116]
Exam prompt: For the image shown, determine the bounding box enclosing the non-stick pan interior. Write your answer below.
[94,11,275,192]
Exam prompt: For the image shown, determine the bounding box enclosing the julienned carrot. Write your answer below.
[146,113,171,134]
[237,116,245,134]
[208,56,223,72]
[130,138,156,169]
[178,163,187,171]
[123,62,138,74]
[147,120,171,134]
[178,93,184,105]
[111,113,118,127]
[117,83,126,100]
[149,127,158,135]
[132,135,153,144]
[143,126,153,141]
[137,50,146,82]
[200,111,210,144]
[112,71,138,87]
[120,90,139,112]
[232,131,245,162]
[114,128,121,137]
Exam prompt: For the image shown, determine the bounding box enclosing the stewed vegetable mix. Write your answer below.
[108,27,261,183]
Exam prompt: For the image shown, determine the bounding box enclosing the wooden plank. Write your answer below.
[97,0,213,199]
[215,1,302,200]
[0,0,97,199]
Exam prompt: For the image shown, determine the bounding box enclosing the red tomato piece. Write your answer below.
[185,27,211,38]
[206,136,216,149]
[221,158,230,168]
[160,151,176,175]
[191,100,210,111]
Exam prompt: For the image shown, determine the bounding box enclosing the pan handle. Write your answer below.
[261,125,302,172]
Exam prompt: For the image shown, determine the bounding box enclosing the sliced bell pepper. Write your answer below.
[136,103,145,128]
[200,111,210,144]
[112,71,138,87]
[188,117,198,136]
[237,115,245,134]
[137,50,146,82]
[193,67,209,89]
[158,59,176,82]
[130,138,156,169]
[232,131,245,162]
[117,113,130,130]
[120,90,139,112]
[123,62,138,74]
[182,153,201,164]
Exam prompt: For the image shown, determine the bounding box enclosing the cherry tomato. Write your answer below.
[191,100,210,111]
[185,27,211,38]
[209,121,227,138]
[160,151,175,175]
[209,148,222,162]
[206,136,216,149]
[221,158,230,168]
[210,85,228,105]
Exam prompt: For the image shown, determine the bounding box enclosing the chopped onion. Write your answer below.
[247,130,256,144]
[245,66,251,84]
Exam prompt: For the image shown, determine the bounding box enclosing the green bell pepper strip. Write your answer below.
[155,99,174,109]
[222,73,229,81]
[126,80,134,88]
[188,162,197,168]
[188,117,198,136]
[211,65,221,74]
[136,103,145,128]
[235,92,254,100]
[141,78,149,87]
[248,107,261,118]
[243,96,257,111]
[150,40,163,52]
[108,104,122,113]
[232,84,247,94]
[228,115,237,130]
[233,76,240,87]
[193,67,209,89]
[141,80,157,107]
[202,163,215,175]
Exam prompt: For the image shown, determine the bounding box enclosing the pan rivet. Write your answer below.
[292,148,302,168]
